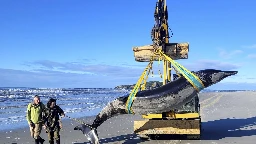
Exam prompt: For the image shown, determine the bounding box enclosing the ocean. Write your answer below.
[0,89,129,131]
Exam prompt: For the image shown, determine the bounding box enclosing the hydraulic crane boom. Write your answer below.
[151,0,173,85]
[151,0,172,52]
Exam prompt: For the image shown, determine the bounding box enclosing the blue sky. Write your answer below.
[0,0,255,89]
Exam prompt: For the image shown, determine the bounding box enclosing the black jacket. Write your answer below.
[43,105,64,129]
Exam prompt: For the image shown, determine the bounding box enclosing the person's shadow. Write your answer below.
[74,116,256,143]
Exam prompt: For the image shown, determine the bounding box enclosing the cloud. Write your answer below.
[0,68,142,88]
[1,67,254,90]
[216,74,256,84]
[242,44,256,49]
[218,49,243,59]
[247,77,256,80]
[181,59,241,71]
[1,59,153,88]
[66,59,240,79]
[247,54,256,59]
[33,60,65,69]
[208,82,256,90]
[0,59,168,88]
[31,60,146,77]
[22,59,93,68]
[177,59,243,84]
[0,59,249,89]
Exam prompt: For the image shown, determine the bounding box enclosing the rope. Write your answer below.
[158,56,163,78]
[172,66,181,78]
[125,59,154,114]
[141,56,154,90]
[141,65,152,90]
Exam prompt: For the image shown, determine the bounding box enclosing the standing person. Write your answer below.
[26,95,46,144]
[42,98,65,144]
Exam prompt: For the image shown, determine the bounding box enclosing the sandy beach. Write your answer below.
[1,91,256,144]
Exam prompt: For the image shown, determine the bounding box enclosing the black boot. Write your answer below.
[56,139,60,144]
[34,139,40,144]
[39,137,45,144]
[49,140,54,144]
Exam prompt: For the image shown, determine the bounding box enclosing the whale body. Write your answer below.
[74,69,238,144]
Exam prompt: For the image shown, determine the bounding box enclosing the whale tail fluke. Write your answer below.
[74,124,99,144]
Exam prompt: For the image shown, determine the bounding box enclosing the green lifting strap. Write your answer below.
[159,50,205,91]
[125,62,152,114]
[126,86,139,114]
[175,64,204,91]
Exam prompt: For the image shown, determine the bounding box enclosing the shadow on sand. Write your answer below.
[73,133,148,144]
[74,117,256,143]
[201,116,256,140]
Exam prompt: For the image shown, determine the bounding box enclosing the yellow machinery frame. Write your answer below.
[130,0,201,140]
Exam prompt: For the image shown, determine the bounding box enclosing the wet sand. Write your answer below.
[1,91,256,144]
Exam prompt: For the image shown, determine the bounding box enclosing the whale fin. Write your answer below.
[74,124,99,144]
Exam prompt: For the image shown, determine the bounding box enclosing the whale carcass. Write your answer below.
[74,69,238,144]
